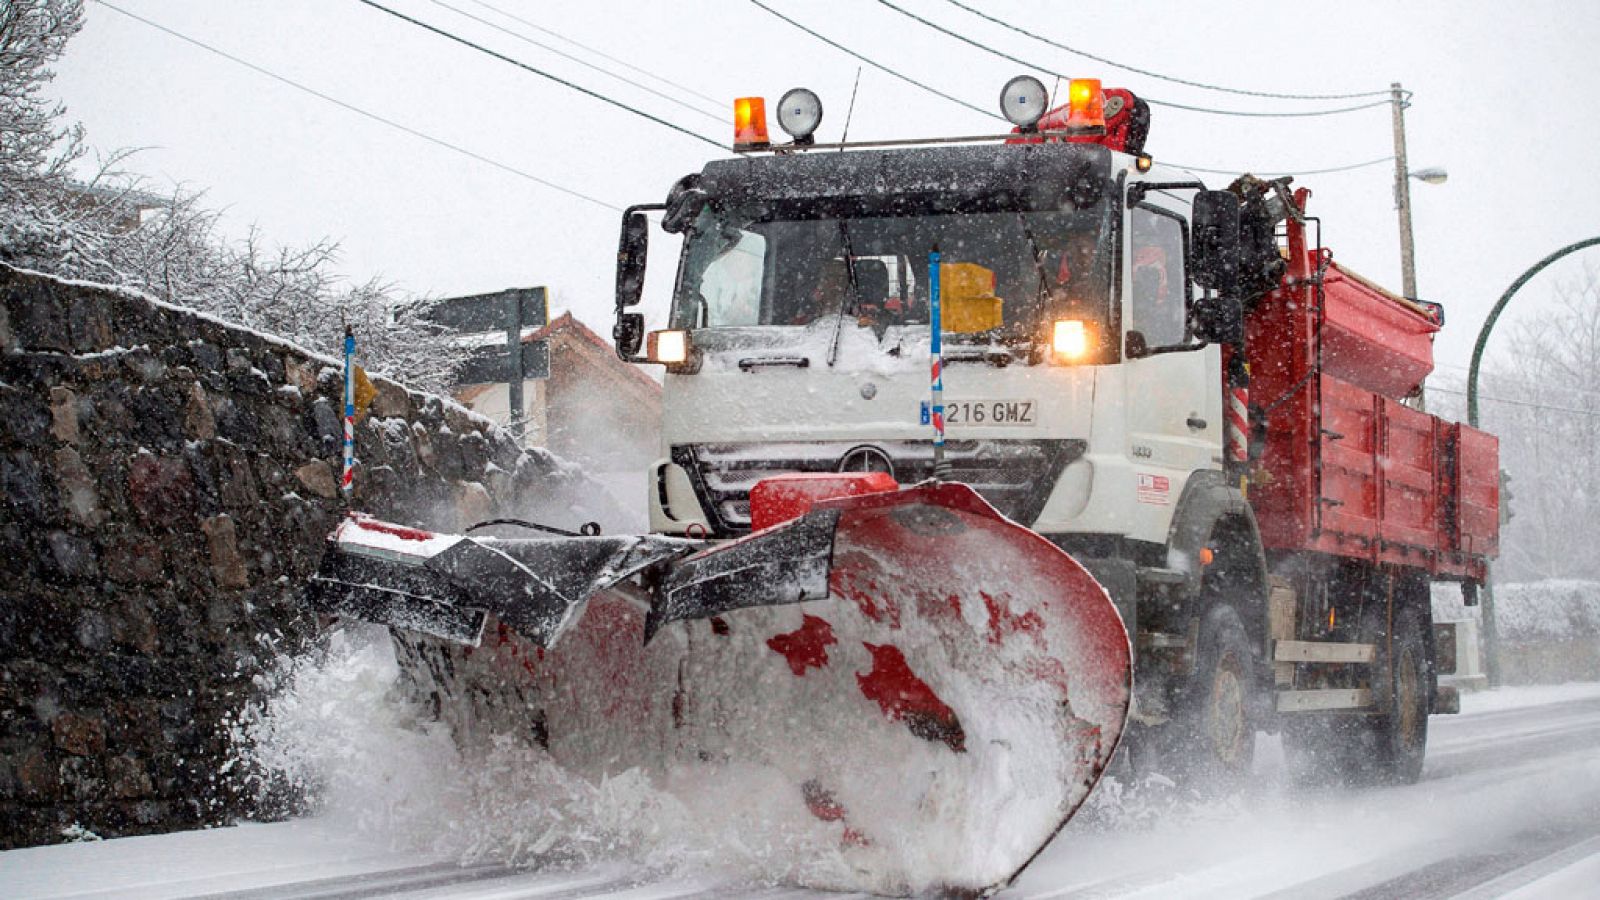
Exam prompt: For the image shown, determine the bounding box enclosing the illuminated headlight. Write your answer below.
[648,329,689,364]
[1052,319,1090,361]
[776,88,823,143]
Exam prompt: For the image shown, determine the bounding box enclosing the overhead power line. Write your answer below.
[426,0,729,124]
[354,0,724,149]
[746,0,1003,122]
[873,0,1392,118]
[90,0,622,211]
[1170,155,1395,178]
[748,0,1393,179]
[461,0,729,112]
[941,0,1393,102]
[1434,361,1600,404]
[1429,385,1600,420]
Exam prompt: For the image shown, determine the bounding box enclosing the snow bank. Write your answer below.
[1433,579,1600,642]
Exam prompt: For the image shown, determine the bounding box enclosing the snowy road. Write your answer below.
[6,683,1600,899]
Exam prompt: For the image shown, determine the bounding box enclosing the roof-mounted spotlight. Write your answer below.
[1000,75,1049,131]
[776,87,823,144]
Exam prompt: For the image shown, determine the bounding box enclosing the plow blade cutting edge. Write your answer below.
[306,481,1132,896]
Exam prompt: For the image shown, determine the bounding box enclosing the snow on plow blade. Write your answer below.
[308,483,1131,895]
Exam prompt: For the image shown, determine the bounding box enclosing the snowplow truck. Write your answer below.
[308,77,1498,896]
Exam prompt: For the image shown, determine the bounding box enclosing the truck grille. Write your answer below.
[671,439,1084,536]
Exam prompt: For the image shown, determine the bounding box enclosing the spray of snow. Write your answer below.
[228,625,847,887]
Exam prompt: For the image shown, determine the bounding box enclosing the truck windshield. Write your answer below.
[671,204,1114,342]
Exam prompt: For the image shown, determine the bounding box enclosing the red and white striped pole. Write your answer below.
[1226,383,1249,464]
[929,246,948,478]
[342,326,356,497]
[1224,354,1250,470]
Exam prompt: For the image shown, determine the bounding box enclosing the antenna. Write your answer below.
[839,66,863,147]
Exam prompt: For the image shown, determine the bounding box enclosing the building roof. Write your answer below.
[525,312,662,397]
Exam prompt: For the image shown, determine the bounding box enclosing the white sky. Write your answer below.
[49,0,1600,375]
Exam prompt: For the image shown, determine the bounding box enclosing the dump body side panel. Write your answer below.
[1244,211,1495,579]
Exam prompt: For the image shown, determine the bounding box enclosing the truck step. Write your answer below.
[1276,688,1373,712]
[1273,640,1376,664]
[1135,566,1188,586]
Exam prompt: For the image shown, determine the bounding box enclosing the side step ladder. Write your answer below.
[1271,640,1458,714]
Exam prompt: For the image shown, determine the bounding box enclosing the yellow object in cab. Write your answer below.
[939,262,1003,333]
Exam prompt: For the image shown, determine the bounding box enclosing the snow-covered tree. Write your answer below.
[0,0,460,390]
[0,0,83,182]
[1481,263,1600,581]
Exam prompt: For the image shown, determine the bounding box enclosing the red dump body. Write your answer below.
[1245,192,1498,580]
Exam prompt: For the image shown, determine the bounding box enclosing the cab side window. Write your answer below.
[1128,207,1189,348]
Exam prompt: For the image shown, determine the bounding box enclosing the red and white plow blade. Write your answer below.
[392,484,1132,895]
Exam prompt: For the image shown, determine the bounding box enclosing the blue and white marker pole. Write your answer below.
[929,246,948,479]
[341,325,355,498]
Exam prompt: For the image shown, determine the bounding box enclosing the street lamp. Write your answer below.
[1410,166,1448,186]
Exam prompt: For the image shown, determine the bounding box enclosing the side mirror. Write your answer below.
[614,312,645,360]
[616,211,650,309]
[1191,191,1243,345]
[1124,330,1150,360]
[1191,190,1241,293]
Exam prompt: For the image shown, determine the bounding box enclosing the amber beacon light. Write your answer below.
[734,96,770,151]
[1066,78,1107,134]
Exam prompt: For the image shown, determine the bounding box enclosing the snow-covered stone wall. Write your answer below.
[0,265,619,848]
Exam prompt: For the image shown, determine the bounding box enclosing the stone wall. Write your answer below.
[0,265,615,848]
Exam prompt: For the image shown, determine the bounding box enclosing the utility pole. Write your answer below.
[1390,82,1418,302]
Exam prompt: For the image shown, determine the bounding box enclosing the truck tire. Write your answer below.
[1179,605,1258,783]
[1373,607,1430,784]
[1284,605,1430,786]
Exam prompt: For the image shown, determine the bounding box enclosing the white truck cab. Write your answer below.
[626,145,1222,553]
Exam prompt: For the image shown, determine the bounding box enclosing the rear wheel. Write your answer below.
[1284,599,1431,786]
[1373,607,1430,783]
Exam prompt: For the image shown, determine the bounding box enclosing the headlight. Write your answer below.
[1052,319,1091,362]
[647,329,689,364]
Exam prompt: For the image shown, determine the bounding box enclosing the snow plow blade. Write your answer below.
[309,482,1132,895]
[306,515,703,646]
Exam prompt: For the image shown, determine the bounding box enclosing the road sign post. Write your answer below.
[425,287,550,443]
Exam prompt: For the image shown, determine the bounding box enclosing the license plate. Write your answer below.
[932,399,1038,427]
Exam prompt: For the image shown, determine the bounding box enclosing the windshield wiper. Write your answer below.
[824,219,861,367]
[1017,212,1053,309]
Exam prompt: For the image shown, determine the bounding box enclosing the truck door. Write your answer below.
[1121,192,1222,536]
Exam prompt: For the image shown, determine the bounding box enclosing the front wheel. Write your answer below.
[1164,605,1258,785]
